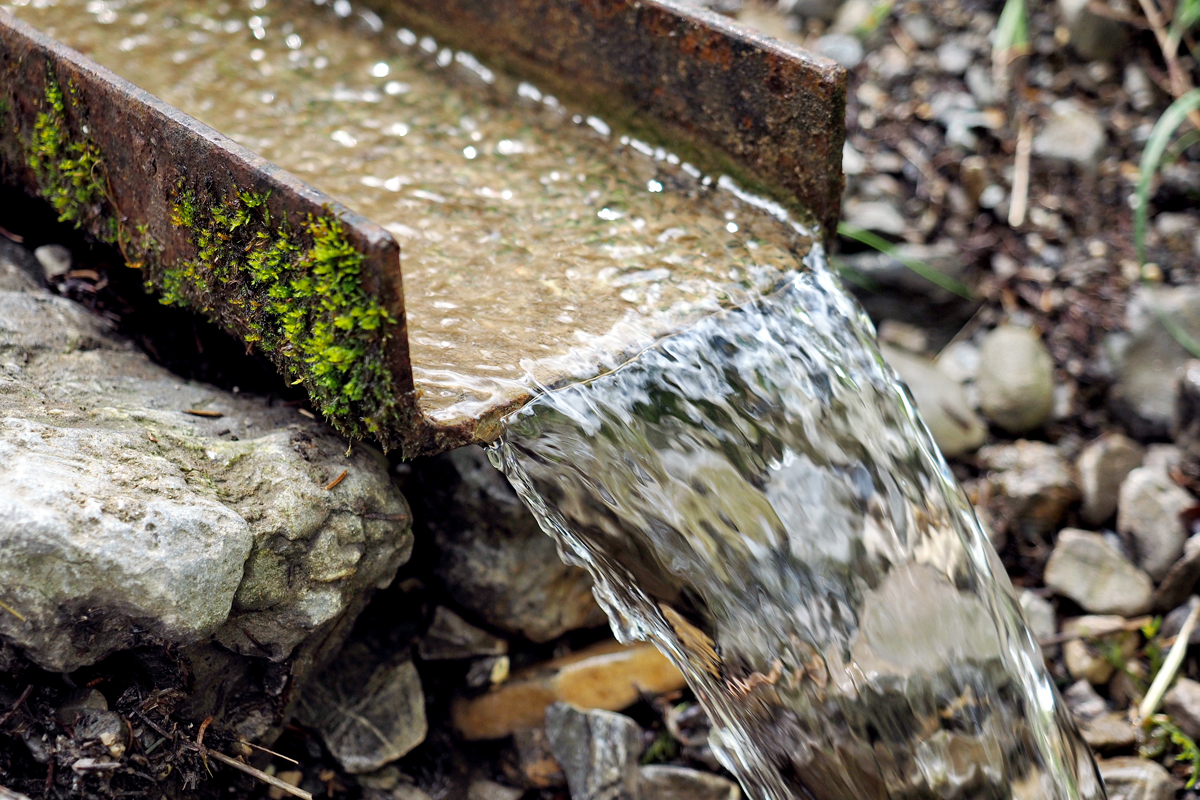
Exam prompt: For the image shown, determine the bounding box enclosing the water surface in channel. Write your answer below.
[7,0,809,424]
[8,1,1104,797]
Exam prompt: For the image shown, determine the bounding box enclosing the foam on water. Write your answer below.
[492,245,1104,800]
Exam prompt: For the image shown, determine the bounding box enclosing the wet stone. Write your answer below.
[638,765,741,800]
[1043,529,1153,616]
[545,703,643,800]
[882,345,986,457]
[1058,0,1129,61]
[1095,757,1177,800]
[1079,713,1137,752]
[1165,677,1200,740]
[979,440,1079,541]
[1019,590,1058,656]
[415,447,606,643]
[976,326,1055,433]
[1076,434,1145,525]
[417,606,507,661]
[1117,466,1195,581]
[297,643,427,774]
[1063,679,1110,721]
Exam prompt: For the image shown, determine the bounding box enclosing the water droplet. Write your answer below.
[647,180,663,193]
[463,146,477,159]
[371,61,388,77]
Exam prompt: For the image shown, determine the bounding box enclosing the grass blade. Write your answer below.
[836,222,973,300]
[1136,88,1200,263]
[993,0,1030,66]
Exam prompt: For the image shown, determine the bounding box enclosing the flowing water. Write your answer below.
[8,1,1104,797]
[493,261,1105,799]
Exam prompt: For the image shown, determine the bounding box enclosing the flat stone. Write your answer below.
[1062,616,1139,685]
[979,441,1079,541]
[1117,466,1194,581]
[1095,757,1177,800]
[414,446,606,643]
[545,703,643,800]
[1079,713,1137,751]
[297,644,427,774]
[451,640,686,740]
[0,240,42,291]
[882,345,987,457]
[1164,677,1200,741]
[1032,101,1107,170]
[1153,534,1200,611]
[976,326,1055,433]
[1076,434,1145,525]
[0,280,412,674]
[1043,529,1153,616]
[1108,285,1200,437]
[417,606,507,660]
[936,39,972,74]
[638,765,740,800]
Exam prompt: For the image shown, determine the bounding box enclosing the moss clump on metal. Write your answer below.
[27,73,116,242]
[163,184,398,437]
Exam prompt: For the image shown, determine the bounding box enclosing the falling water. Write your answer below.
[491,243,1105,800]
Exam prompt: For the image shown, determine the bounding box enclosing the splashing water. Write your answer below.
[491,243,1104,800]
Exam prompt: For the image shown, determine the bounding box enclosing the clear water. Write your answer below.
[492,245,1105,799]
[7,0,1104,795]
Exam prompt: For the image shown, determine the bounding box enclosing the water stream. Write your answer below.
[492,250,1105,799]
[8,1,1106,796]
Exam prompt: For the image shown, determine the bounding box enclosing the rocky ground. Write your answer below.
[2,0,1200,797]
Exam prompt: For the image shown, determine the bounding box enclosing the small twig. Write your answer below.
[0,685,33,728]
[0,225,23,244]
[207,751,312,800]
[324,470,349,491]
[1008,116,1033,227]
[0,600,26,623]
[244,741,300,765]
[0,784,33,800]
[184,409,224,418]
[1140,597,1200,722]
[1037,615,1153,646]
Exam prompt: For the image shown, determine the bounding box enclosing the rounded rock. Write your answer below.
[976,326,1055,433]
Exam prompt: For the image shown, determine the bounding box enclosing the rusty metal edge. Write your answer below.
[364,0,847,239]
[0,9,432,457]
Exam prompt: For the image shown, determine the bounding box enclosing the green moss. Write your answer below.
[27,73,113,240]
[160,183,397,438]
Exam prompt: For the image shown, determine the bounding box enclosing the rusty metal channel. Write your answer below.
[0,2,845,458]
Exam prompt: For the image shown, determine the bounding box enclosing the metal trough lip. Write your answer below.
[0,1,845,458]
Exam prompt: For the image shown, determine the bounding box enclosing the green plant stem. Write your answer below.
[1136,88,1200,263]
[836,223,973,299]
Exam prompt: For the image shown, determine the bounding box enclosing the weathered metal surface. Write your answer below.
[366,0,847,235]
[0,10,421,450]
[0,2,846,458]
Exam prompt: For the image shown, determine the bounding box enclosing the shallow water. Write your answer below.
[7,0,809,423]
[493,254,1104,799]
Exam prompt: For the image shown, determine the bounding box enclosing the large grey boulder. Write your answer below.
[415,446,607,642]
[0,242,412,729]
